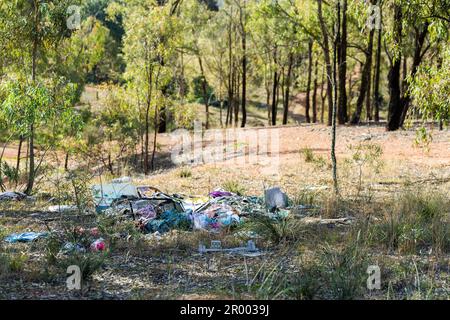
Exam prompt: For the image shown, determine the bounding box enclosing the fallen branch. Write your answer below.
[299,216,354,226]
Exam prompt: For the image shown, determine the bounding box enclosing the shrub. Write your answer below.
[300,147,329,169]
[247,260,290,299]
[287,263,321,300]
[58,252,106,283]
[243,215,304,245]
[318,233,368,300]
[0,251,29,276]
[223,180,246,196]
[179,167,192,178]
[301,147,315,163]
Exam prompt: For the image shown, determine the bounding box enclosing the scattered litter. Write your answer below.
[111,176,132,184]
[59,228,106,254]
[90,227,100,237]
[198,240,262,256]
[193,204,240,231]
[137,185,161,198]
[61,242,86,254]
[48,205,78,213]
[90,238,106,251]
[92,180,139,212]
[175,194,210,211]
[264,187,288,211]
[4,232,48,243]
[209,189,233,198]
[143,193,185,214]
[143,210,191,234]
[136,203,157,220]
[144,231,163,241]
[233,230,261,239]
[0,191,33,202]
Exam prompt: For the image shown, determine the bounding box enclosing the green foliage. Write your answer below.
[348,143,384,172]
[291,189,317,207]
[54,16,117,92]
[222,180,246,196]
[190,76,215,103]
[300,147,329,169]
[243,215,303,245]
[178,167,192,178]
[61,252,106,282]
[0,251,29,275]
[318,236,368,300]
[409,44,450,128]
[1,78,80,143]
[247,260,290,299]
[287,263,321,300]
[301,147,315,163]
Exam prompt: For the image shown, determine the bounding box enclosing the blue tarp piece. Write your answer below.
[144,210,192,234]
[4,232,48,243]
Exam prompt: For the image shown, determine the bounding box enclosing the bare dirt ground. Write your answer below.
[140,124,450,197]
[1,124,449,300]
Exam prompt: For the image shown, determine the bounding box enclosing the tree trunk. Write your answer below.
[401,56,408,96]
[151,107,158,171]
[282,53,294,125]
[158,107,167,133]
[373,7,382,122]
[64,151,69,171]
[312,59,318,123]
[317,0,334,126]
[26,124,35,194]
[331,0,340,195]
[386,4,404,131]
[16,136,23,174]
[198,56,210,129]
[350,27,375,124]
[271,47,278,126]
[366,66,372,122]
[144,64,153,174]
[283,52,294,124]
[219,82,223,128]
[399,24,429,126]
[320,66,325,123]
[265,62,272,124]
[240,6,247,128]
[305,40,313,123]
[25,1,38,195]
[337,0,348,124]
[234,69,240,127]
[348,73,352,105]
[144,104,150,174]
[227,12,233,127]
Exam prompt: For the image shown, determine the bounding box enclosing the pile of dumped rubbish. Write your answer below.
[2,177,325,248]
[91,177,293,235]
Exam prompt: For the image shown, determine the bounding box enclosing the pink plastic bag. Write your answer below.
[90,238,105,251]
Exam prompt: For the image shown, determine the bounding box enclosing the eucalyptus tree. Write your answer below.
[384,0,448,130]
[0,0,81,194]
[179,0,215,129]
[1,79,80,191]
[110,0,182,173]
